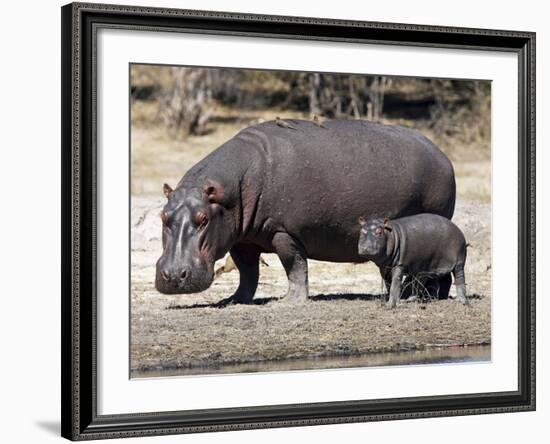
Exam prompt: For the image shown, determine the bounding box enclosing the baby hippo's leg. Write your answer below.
[387,266,404,308]
[379,267,392,296]
[453,263,468,305]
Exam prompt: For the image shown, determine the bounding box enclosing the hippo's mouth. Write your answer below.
[359,248,379,257]
[155,265,214,295]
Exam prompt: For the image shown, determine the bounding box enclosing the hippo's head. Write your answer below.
[155,181,236,294]
[357,217,392,258]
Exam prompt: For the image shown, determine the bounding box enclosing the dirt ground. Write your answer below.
[129,104,491,376]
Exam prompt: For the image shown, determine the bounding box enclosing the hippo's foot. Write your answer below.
[454,277,469,305]
[214,296,249,308]
[453,294,469,306]
[455,291,469,306]
[281,283,309,304]
[214,297,236,308]
[214,291,254,308]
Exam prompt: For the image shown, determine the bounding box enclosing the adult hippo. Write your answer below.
[155,119,456,303]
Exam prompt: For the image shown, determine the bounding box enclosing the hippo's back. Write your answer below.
[234,119,456,262]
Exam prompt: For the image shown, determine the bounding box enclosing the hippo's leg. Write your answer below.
[221,243,261,304]
[382,268,412,302]
[437,274,452,300]
[453,264,468,305]
[379,267,392,297]
[272,232,309,302]
[387,266,404,308]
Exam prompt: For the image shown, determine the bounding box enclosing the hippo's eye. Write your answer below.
[160,211,170,229]
[195,211,208,229]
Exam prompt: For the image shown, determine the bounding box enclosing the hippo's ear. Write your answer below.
[203,179,228,206]
[358,216,366,226]
[163,183,174,199]
[383,218,393,232]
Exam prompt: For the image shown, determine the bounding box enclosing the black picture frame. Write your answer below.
[61,2,536,440]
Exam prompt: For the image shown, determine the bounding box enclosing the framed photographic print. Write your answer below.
[61,2,535,440]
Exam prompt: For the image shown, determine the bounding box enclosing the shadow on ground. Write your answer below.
[166,296,280,310]
[309,293,383,302]
[166,293,390,310]
[166,291,483,310]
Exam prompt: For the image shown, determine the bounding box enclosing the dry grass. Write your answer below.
[131,293,490,373]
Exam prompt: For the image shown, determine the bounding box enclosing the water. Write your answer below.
[131,345,490,379]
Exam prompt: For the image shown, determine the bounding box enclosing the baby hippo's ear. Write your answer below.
[358,216,366,226]
[383,218,393,232]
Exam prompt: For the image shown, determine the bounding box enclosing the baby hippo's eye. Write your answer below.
[195,211,208,229]
[375,227,383,237]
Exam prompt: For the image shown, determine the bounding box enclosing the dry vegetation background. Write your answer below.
[130,65,492,376]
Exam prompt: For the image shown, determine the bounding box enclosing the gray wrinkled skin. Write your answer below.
[358,214,468,308]
[155,119,456,304]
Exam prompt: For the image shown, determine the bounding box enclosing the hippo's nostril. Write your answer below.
[180,270,187,280]
[161,270,170,281]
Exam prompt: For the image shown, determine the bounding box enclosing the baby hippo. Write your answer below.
[358,214,468,308]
